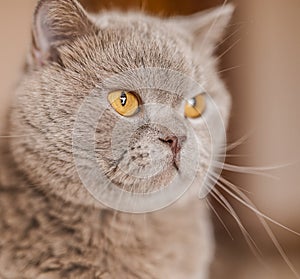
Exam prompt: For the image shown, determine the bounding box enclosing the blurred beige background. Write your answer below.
[0,1,35,130]
[0,0,299,278]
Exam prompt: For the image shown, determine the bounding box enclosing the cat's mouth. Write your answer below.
[99,144,182,193]
[94,123,189,193]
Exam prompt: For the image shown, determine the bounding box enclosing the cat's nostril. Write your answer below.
[159,135,186,170]
[166,139,174,144]
[164,136,178,148]
[159,135,186,156]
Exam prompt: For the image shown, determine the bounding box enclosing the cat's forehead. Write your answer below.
[90,12,195,73]
[59,12,207,99]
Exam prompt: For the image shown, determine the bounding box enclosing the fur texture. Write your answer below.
[0,0,233,278]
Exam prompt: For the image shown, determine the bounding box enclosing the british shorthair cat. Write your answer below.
[0,0,233,278]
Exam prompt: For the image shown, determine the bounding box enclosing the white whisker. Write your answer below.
[210,173,300,278]
[205,197,234,240]
[212,162,279,179]
[215,154,250,158]
[211,173,300,237]
[225,132,253,152]
[208,183,263,260]
[217,65,242,74]
[214,25,242,49]
[213,37,241,64]
[199,0,229,54]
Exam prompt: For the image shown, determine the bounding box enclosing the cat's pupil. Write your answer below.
[120,92,127,106]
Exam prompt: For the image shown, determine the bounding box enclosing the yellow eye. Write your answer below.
[184,94,206,119]
[108,90,140,117]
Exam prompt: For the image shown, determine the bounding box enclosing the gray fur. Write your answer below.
[0,0,233,278]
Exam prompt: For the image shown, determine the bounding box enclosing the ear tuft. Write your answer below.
[31,0,96,66]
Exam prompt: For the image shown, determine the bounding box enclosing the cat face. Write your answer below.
[10,0,233,211]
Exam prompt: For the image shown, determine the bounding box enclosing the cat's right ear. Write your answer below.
[30,0,96,67]
[169,4,234,56]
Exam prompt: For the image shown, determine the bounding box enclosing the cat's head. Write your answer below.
[10,0,233,211]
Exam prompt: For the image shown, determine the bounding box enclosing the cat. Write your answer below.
[0,0,233,278]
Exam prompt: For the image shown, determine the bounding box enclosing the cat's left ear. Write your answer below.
[30,0,97,67]
[169,4,234,54]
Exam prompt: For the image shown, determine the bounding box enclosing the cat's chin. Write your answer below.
[104,166,178,194]
[51,174,200,212]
